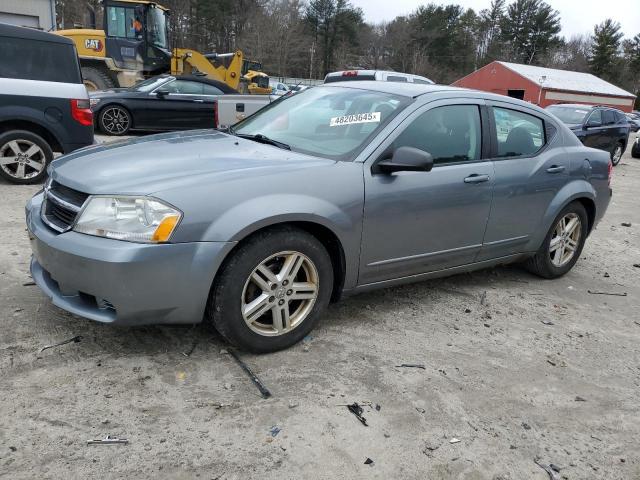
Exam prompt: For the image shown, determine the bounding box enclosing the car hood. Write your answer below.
[50,130,335,195]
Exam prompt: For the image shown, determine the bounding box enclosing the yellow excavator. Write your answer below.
[57,0,271,94]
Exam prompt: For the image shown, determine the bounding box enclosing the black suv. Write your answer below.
[0,24,94,184]
[546,104,630,166]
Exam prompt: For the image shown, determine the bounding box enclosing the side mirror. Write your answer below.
[155,89,170,97]
[374,146,434,174]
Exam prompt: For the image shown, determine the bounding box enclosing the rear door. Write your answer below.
[478,102,568,260]
[359,99,493,285]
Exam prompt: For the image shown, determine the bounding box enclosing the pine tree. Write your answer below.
[588,19,623,81]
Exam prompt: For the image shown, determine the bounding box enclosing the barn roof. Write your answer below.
[498,61,635,98]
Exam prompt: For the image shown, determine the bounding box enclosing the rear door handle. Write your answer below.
[546,165,565,173]
[464,174,490,184]
[193,99,204,103]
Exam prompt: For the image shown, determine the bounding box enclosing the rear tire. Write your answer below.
[207,226,333,353]
[525,202,588,279]
[631,143,640,159]
[81,66,116,91]
[0,130,52,184]
[610,141,624,166]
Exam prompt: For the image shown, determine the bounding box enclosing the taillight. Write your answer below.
[608,159,613,186]
[71,99,93,126]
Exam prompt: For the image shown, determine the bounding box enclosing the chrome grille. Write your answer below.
[41,180,89,233]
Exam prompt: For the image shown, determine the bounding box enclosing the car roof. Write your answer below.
[322,80,459,98]
[0,23,75,45]
[154,74,238,94]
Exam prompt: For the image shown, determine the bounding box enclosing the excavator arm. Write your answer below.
[170,49,243,90]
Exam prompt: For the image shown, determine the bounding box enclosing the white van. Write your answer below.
[324,70,434,85]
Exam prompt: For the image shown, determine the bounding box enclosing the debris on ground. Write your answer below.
[39,335,82,353]
[604,272,610,277]
[22,281,36,286]
[396,363,426,369]
[521,422,531,430]
[364,457,374,466]
[288,401,299,409]
[87,435,129,445]
[541,320,554,325]
[587,290,627,297]
[575,396,587,402]
[534,458,560,480]
[346,402,368,426]
[449,438,461,444]
[621,222,632,227]
[375,404,381,411]
[464,308,472,313]
[633,263,640,268]
[480,291,487,306]
[226,348,272,399]
[269,426,281,437]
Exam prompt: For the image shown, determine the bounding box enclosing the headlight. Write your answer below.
[73,196,181,243]
[89,98,101,108]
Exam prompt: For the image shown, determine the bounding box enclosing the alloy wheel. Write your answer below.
[612,145,623,164]
[0,139,46,180]
[549,212,582,267]
[101,107,130,135]
[241,251,319,336]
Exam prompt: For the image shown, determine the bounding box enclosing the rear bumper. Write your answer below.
[26,192,234,325]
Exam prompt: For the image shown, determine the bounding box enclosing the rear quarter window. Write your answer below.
[0,36,82,84]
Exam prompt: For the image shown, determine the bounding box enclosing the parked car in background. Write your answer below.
[546,104,630,166]
[324,70,434,85]
[626,113,640,132]
[214,94,276,131]
[269,80,291,96]
[288,84,311,93]
[0,24,93,184]
[27,82,611,353]
[631,136,640,158]
[90,75,238,135]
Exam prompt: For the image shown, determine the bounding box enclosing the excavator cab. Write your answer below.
[102,0,171,75]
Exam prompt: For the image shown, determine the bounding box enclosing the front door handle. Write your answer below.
[546,165,565,174]
[464,174,490,184]
[193,99,204,103]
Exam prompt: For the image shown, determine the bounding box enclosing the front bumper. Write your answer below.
[26,192,234,326]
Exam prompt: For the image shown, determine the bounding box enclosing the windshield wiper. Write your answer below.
[234,133,291,150]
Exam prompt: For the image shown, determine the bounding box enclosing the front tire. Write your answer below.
[611,141,624,166]
[98,105,132,136]
[207,226,334,353]
[525,202,589,279]
[0,130,53,184]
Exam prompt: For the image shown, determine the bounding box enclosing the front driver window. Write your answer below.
[394,105,482,164]
[493,107,545,158]
[160,80,203,94]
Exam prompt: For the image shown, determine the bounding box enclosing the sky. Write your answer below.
[349,0,640,39]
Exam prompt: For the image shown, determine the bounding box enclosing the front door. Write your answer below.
[359,101,494,285]
[478,102,570,260]
[582,109,604,149]
[144,79,214,130]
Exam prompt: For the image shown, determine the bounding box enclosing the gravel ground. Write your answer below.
[1,134,639,479]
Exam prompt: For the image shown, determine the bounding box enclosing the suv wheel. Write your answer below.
[0,130,53,184]
[611,142,624,166]
[525,202,588,279]
[207,226,333,353]
[99,106,131,136]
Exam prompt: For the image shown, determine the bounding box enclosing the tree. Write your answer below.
[588,19,624,82]
[305,0,364,76]
[500,0,561,64]
[476,0,506,66]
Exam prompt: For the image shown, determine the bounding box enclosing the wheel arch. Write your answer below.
[213,220,348,303]
[97,102,135,131]
[0,118,63,153]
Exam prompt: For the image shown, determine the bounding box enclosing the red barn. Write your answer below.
[453,61,636,113]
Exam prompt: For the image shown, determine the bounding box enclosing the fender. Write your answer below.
[527,178,597,251]
[203,194,361,290]
[0,105,65,148]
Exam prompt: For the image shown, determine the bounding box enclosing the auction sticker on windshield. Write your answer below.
[330,112,381,127]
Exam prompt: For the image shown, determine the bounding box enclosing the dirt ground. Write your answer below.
[1,134,639,480]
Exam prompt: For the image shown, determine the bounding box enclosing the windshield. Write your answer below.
[547,105,590,124]
[233,86,410,161]
[146,7,168,49]
[130,76,170,92]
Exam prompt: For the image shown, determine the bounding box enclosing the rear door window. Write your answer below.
[0,36,81,84]
[386,75,408,83]
[492,107,545,157]
[603,110,616,125]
